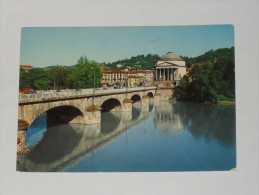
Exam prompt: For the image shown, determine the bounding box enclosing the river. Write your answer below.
[16,100,236,172]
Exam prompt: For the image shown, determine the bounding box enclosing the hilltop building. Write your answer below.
[20,65,34,72]
[154,52,186,85]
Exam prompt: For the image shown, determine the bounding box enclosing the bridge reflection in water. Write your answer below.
[17,100,236,172]
[17,101,155,172]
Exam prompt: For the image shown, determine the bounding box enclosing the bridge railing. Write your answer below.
[18,87,156,100]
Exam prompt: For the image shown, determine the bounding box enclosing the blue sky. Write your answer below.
[20,25,234,68]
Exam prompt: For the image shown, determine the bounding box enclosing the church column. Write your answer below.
[167,68,169,81]
[159,69,162,81]
[163,69,165,81]
[161,69,163,81]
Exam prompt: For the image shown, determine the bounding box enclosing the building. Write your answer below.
[127,70,154,86]
[101,70,128,86]
[20,65,34,72]
[100,64,109,70]
[154,52,186,83]
[101,70,154,87]
[127,75,144,86]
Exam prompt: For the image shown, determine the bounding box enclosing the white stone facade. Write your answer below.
[155,52,186,82]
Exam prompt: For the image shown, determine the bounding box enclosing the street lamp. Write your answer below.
[54,71,56,90]
[92,68,96,105]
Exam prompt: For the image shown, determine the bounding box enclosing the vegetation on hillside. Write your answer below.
[181,47,234,68]
[175,47,235,103]
[105,54,160,70]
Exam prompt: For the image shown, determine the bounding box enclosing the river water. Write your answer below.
[17,100,236,172]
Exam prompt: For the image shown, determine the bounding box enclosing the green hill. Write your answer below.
[105,54,160,70]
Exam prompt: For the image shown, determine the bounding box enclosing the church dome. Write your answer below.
[160,52,184,61]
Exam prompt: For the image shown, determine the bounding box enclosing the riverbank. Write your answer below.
[217,101,235,105]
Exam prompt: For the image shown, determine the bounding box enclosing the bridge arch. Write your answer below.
[146,92,154,98]
[131,94,142,104]
[46,105,84,124]
[101,98,122,112]
[25,104,85,128]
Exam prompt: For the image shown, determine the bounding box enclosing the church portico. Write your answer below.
[155,52,186,84]
[156,67,179,81]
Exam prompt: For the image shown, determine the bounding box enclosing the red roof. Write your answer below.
[20,65,33,68]
[102,70,153,74]
[102,70,126,73]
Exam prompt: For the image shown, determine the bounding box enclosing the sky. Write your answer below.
[20,25,234,68]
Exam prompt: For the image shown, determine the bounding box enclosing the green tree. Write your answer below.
[49,66,71,89]
[28,68,52,90]
[175,75,190,100]
[69,56,102,89]
[175,47,235,103]
[19,68,30,89]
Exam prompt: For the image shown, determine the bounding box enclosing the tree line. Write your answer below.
[19,54,160,90]
[19,56,102,90]
[175,47,235,103]
[105,54,160,70]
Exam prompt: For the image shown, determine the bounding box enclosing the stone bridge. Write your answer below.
[18,87,157,126]
[17,87,174,153]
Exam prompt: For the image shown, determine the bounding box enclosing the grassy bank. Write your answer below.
[217,101,235,105]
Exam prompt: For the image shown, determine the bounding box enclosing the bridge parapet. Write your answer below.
[19,87,157,101]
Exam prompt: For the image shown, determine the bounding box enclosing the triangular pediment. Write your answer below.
[156,61,178,67]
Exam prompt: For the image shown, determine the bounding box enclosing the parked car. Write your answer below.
[19,88,35,94]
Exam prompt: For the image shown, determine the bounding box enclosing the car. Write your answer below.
[19,88,35,94]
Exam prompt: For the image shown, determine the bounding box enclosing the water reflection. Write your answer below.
[101,112,121,134]
[153,101,184,135]
[17,106,154,172]
[153,101,235,146]
[132,105,141,121]
[171,102,236,146]
[17,101,236,172]
[27,124,82,164]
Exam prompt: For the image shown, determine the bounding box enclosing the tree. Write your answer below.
[28,68,52,90]
[49,66,71,89]
[19,68,29,89]
[175,47,235,103]
[69,56,102,89]
[175,75,190,100]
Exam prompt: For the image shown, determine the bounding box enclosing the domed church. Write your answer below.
[155,52,186,84]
